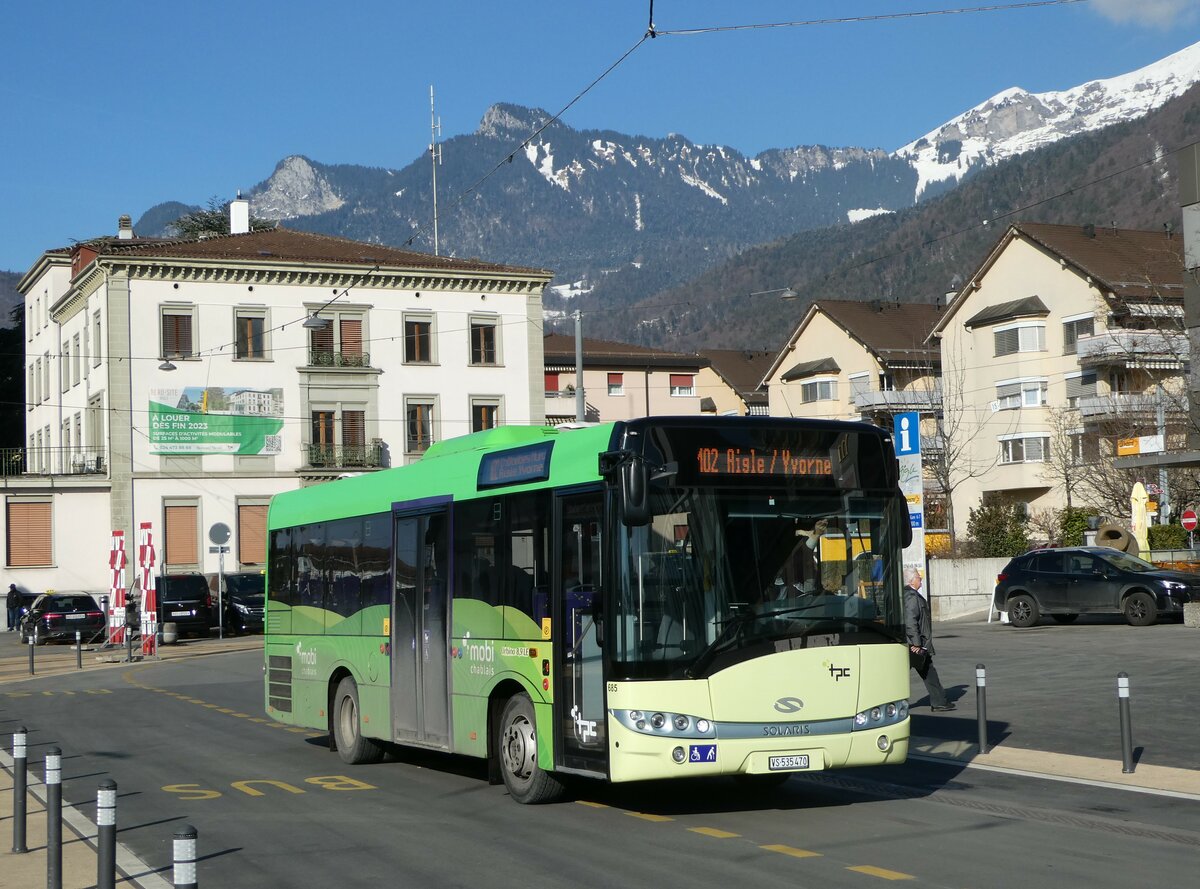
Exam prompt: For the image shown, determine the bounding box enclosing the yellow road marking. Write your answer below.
[626,812,674,822]
[307,733,326,738]
[287,727,310,733]
[690,827,740,838]
[202,703,221,709]
[575,801,608,809]
[249,718,269,723]
[217,708,236,714]
[232,713,252,718]
[761,844,822,859]
[846,865,914,880]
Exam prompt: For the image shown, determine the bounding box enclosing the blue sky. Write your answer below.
[2,0,1196,272]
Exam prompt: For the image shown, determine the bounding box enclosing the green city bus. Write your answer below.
[264,416,913,803]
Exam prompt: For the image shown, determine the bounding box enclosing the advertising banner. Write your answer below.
[893,412,927,586]
[149,387,284,455]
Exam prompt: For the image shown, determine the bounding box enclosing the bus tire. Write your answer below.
[333,676,385,765]
[1123,591,1157,627]
[497,693,565,804]
[1007,594,1039,628]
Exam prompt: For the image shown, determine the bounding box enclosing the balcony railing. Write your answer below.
[1076,331,1188,368]
[0,446,107,478]
[853,385,942,412]
[308,350,371,368]
[305,442,385,469]
[1077,392,1189,419]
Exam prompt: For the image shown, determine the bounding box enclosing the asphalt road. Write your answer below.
[3,618,1200,888]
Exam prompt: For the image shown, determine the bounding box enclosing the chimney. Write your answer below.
[117,215,134,240]
[1083,223,1096,238]
[230,192,250,235]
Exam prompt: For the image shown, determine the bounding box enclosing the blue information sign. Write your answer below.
[893,412,921,456]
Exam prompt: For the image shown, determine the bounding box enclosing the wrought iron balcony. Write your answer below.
[308,350,371,368]
[1076,331,1187,369]
[305,442,385,469]
[0,446,107,478]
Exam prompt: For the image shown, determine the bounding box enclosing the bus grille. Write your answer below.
[268,654,293,713]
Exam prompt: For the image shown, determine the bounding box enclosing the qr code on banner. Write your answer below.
[264,434,282,454]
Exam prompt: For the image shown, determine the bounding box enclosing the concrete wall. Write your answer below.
[927,557,1009,620]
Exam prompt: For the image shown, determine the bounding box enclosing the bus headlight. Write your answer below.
[672,747,687,763]
[877,735,891,752]
[651,713,666,729]
[852,700,908,731]
[613,710,717,739]
[673,714,690,731]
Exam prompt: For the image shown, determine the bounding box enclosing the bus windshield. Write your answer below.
[612,487,905,679]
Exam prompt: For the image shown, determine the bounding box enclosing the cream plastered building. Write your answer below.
[932,222,1186,538]
[10,206,551,594]
[695,349,774,416]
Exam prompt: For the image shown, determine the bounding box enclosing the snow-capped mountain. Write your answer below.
[896,41,1200,199]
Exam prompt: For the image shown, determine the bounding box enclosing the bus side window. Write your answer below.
[324,516,363,635]
[453,500,500,605]
[507,490,551,638]
[359,514,391,619]
[296,524,327,635]
[268,527,295,634]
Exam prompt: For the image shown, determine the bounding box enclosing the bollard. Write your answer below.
[12,727,28,853]
[1118,672,1134,774]
[28,634,35,675]
[97,780,117,889]
[173,823,198,889]
[975,664,989,755]
[46,746,62,889]
[76,631,83,670]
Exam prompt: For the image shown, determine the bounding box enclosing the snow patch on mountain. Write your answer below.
[847,208,893,223]
[895,41,1200,199]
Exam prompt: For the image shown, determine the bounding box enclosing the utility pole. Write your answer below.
[430,85,442,256]
[1157,383,1170,524]
[574,309,585,423]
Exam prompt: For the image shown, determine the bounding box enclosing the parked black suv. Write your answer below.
[157,573,215,637]
[207,571,265,634]
[994,546,1199,628]
[19,592,105,644]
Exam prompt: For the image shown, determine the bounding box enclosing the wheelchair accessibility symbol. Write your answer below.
[689,744,717,763]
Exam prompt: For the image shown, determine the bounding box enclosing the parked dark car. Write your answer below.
[157,573,215,637]
[207,571,265,634]
[994,546,1199,628]
[19,592,105,644]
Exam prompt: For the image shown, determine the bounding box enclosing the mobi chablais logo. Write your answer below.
[295,641,318,677]
[453,632,495,677]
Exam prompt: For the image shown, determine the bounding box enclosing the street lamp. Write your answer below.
[158,358,177,372]
[749,287,799,300]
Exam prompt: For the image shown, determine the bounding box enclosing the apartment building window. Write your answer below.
[309,406,367,465]
[849,373,871,401]
[670,374,696,397]
[7,498,52,567]
[72,333,81,385]
[82,325,89,379]
[60,340,69,393]
[995,378,1047,410]
[994,323,1045,356]
[73,414,81,460]
[237,500,270,566]
[92,311,102,367]
[164,500,200,568]
[41,353,49,401]
[1063,315,1094,355]
[1065,371,1098,408]
[87,395,104,451]
[800,377,836,403]
[608,373,624,396]
[470,397,501,433]
[469,317,498,365]
[309,312,366,367]
[544,372,560,397]
[235,308,269,360]
[34,431,43,473]
[999,435,1049,464]
[161,305,195,359]
[404,314,434,363]
[62,421,71,467]
[27,304,33,341]
[27,365,34,411]
[406,397,437,454]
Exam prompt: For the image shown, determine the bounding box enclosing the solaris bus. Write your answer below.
[264,416,914,803]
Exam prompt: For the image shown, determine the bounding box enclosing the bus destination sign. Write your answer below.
[478,441,555,489]
[696,446,832,478]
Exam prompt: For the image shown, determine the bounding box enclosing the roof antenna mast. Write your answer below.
[430,85,442,257]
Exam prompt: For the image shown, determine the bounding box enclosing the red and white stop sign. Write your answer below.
[1182,509,1198,531]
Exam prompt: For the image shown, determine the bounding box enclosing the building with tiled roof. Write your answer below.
[542,333,706,423]
[8,202,553,593]
[931,221,1187,537]
[695,349,774,416]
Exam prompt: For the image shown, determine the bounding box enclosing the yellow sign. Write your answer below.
[1117,438,1139,456]
[541,617,552,639]
[382,618,390,636]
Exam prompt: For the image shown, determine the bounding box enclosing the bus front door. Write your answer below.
[392,509,450,749]
[556,490,608,776]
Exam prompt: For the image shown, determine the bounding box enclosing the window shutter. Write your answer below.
[608,372,623,386]
[310,322,333,355]
[7,501,51,566]
[544,372,559,393]
[165,504,198,566]
[341,410,366,447]
[163,314,192,357]
[996,382,1021,399]
[340,318,363,356]
[850,376,871,397]
[994,328,1018,355]
[670,374,692,388]
[238,504,268,566]
[1026,437,1047,462]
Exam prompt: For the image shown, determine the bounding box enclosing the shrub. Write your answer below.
[1059,508,1091,548]
[1148,523,1188,551]
[966,501,1029,558]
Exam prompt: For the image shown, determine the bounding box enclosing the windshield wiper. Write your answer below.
[685,601,833,679]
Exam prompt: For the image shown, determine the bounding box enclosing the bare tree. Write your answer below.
[1041,407,1082,511]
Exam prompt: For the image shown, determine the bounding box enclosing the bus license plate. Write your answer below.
[768,755,810,771]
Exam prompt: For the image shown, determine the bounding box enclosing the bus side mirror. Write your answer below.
[894,495,913,548]
[620,461,650,527]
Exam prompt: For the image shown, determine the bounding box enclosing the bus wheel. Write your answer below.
[333,677,385,765]
[497,694,565,804]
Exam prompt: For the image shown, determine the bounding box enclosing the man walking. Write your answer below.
[903,567,955,711]
[6,583,20,631]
